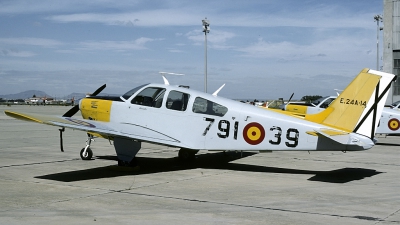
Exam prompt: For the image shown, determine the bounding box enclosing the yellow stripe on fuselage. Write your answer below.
[80,98,112,122]
[285,104,308,114]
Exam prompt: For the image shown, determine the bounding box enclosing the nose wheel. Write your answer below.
[80,134,94,160]
[80,147,93,160]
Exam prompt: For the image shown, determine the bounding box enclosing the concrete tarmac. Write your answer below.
[0,105,400,224]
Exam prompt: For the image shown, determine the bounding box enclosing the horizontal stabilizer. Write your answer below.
[312,128,373,148]
[313,128,351,145]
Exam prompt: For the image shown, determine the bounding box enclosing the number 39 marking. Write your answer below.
[203,118,299,148]
[269,126,299,147]
[285,128,299,147]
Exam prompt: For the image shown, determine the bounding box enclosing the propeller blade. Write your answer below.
[279,93,294,110]
[92,84,106,96]
[287,93,294,104]
[62,84,106,117]
[63,105,79,117]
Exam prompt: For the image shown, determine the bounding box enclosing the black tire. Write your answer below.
[118,158,137,167]
[178,149,198,160]
[80,147,93,160]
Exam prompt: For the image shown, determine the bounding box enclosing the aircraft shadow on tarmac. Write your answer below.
[35,152,381,184]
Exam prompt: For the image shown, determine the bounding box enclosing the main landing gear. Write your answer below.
[178,148,199,160]
[80,134,94,160]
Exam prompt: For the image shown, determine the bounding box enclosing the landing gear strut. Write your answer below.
[80,134,94,160]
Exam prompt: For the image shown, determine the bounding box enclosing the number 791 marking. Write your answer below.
[203,118,299,147]
[202,118,215,136]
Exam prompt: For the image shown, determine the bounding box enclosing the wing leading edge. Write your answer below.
[4,111,181,145]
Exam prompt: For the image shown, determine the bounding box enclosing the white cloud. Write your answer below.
[0,37,63,47]
[0,0,141,14]
[78,37,161,51]
[41,3,376,31]
[2,49,36,57]
[168,49,184,53]
[186,29,236,50]
[48,10,200,27]
[237,35,373,63]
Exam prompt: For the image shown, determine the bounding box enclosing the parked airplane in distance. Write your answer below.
[282,91,400,136]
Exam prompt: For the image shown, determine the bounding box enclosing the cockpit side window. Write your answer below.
[391,100,400,108]
[320,98,335,108]
[121,84,148,100]
[166,90,190,111]
[311,96,328,106]
[192,97,228,117]
[131,87,166,108]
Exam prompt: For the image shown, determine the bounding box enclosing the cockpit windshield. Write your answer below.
[121,84,148,100]
[311,96,329,106]
[391,100,400,108]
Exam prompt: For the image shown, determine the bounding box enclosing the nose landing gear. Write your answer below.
[80,134,94,160]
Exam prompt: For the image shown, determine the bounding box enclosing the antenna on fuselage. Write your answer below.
[159,72,184,85]
[212,84,225,96]
[334,89,343,96]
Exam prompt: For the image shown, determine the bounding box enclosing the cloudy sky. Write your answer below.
[0,0,383,100]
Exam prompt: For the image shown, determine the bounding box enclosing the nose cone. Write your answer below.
[78,98,83,109]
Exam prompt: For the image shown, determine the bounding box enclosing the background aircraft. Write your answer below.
[282,94,400,136]
[4,68,395,167]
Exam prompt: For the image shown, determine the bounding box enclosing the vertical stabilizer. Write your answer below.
[305,68,395,139]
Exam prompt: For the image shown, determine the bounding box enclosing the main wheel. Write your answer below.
[178,149,198,160]
[80,147,93,160]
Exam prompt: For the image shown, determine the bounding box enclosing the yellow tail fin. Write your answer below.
[305,68,395,139]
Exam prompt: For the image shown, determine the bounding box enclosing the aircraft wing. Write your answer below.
[5,110,119,136]
[4,110,181,145]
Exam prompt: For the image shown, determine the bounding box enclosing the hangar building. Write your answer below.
[384,0,400,103]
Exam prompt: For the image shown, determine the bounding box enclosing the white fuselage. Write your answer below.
[97,84,372,151]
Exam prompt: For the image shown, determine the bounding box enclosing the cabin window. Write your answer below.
[166,90,190,111]
[131,87,166,108]
[121,84,148,100]
[192,97,228,117]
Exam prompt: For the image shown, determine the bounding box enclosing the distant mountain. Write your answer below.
[65,93,86,100]
[0,90,52,100]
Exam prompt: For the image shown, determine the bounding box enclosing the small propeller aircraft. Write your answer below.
[388,100,400,110]
[4,68,396,167]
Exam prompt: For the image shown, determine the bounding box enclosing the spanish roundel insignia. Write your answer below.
[388,118,400,131]
[243,122,265,145]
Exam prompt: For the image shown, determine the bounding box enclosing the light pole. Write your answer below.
[202,18,210,93]
[374,14,383,71]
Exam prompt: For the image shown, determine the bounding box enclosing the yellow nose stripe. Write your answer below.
[81,98,112,122]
